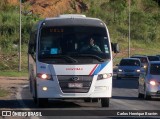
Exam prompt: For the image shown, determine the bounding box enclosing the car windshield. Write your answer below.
[120,59,140,66]
[148,56,160,61]
[132,57,148,63]
[150,64,160,75]
[38,26,110,64]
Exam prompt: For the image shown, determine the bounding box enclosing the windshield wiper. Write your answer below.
[62,55,78,63]
[75,54,105,62]
[39,54,78,63]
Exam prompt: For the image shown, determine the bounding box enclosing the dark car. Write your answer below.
[147,56,160,61]
[117,58,141,79]
[156,55,160,59]
[131,55,149,69]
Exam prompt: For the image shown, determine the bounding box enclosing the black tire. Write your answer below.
[144,94,151,100]
[138,93,144,98]
[33,96,37,103]
[33,81,37,103]
[144,86,151,100]
[37,98,48,107]
[29,77,32,93]
[84,98,91,102]
[101,98,109,107]
[92,98,99,102]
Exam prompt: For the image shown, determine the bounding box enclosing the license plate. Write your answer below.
[126,73,133,76]
[68,83,83,88]
[127,72,132,74]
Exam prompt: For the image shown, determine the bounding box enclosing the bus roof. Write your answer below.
[40,14,106,28]
[58,14,86,18]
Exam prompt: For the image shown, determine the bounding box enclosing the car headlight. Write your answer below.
[37,73,52,80]
[98,73,112,80]
[118,69,123,72]
[149,80,156,86]
[136,69,140,72]
[143,65,147,69]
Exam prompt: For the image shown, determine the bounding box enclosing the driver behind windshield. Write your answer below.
[80,38,101,52]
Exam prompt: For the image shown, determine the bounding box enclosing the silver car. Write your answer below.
[117,58,141,79]
[138,61,160,99]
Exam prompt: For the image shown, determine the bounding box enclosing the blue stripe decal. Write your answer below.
[92,62,109,75]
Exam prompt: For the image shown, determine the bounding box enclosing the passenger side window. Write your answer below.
[28,32,37,59]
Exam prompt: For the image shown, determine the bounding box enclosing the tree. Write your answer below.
[101,0,127,23]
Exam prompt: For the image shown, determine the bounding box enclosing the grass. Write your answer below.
[0,0,160,72]
[0,88,9,97]
[0,71,28,77]
[112,39,160,65]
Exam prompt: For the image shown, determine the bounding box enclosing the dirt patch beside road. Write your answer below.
[0,77,28,100]
[0,76,30,118]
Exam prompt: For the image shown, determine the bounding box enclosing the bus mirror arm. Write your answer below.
[28,49,34,54]
[111,42,120,53]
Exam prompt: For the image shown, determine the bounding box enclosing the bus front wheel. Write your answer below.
[33,81,37,103]
[84,98,91,102]
[101,98,109,107]
[37,98,48,107]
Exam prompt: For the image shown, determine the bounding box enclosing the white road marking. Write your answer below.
[16,85,40,119]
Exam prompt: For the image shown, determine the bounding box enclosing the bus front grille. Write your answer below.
[57,75,93,93]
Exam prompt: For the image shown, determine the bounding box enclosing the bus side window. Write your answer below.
[28,32,36,58]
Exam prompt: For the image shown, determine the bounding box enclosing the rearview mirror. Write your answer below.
[111,43,120,53]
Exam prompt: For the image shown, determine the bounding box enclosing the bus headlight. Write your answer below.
[98,73,112,80]
[37,73,52,80]
[42,87,48,91]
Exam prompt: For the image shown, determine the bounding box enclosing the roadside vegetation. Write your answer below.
[0,0,40,74]
[0,71,28,77]
[0,88,9,97]
[84,0,160,61]
[0,0,160,76]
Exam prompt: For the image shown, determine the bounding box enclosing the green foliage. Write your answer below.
[142,0,158,12]
[0,71,28,77]
[0,88,9,97]
[0,36,13,51]
[101,0,127,22]
[0,2,40,71]
[85,0,160,58]
[0,3,40,49]
[0,0,160,71]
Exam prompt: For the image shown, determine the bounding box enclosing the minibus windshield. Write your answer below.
[38,26,110,64]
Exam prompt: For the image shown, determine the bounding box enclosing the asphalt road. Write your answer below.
[1,76,160,119]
